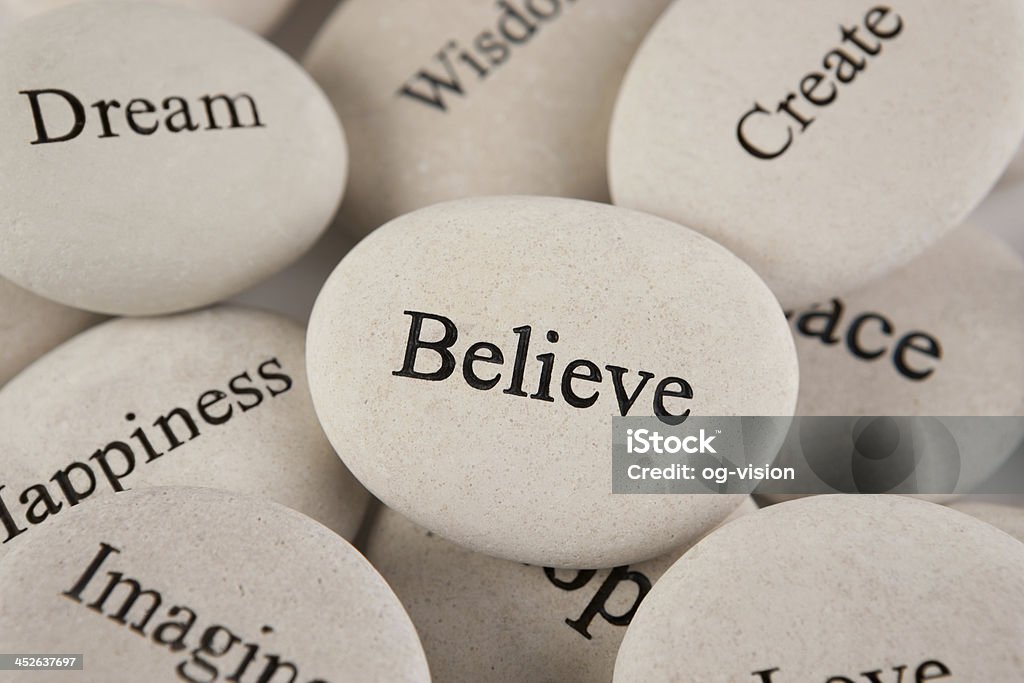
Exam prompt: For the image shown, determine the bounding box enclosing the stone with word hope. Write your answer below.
[364,500,757,683]
[0,2,346,315]
[306,196,798,568]
[759,226,1024,500]
[0,275,102,386]
[0,0,298,35]
[0,487,430,682]
[613,495,1024,682]
[0,305,369,559]
[608,1,1024,306]
[948,499,1024,543]
[304,0,672,237]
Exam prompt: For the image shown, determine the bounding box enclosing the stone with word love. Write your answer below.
[0,2,346,314]
[364,499,757,683]
[306,196,799,568]
[759,226,1024,500]
[613,495,1024,682]
[0,0,298,35]
[0,305,369,559]
[304,0,672,237]
[0,487,430,682]
[609,1,1024,306]
[0,275,102,386]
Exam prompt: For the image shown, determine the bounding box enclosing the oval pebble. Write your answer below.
[0,0,297,34]
[948,498,1024,543]
[306,196,799,568]
[304,0,672,236]
[609,0,1024,306]
[0,305,369,559]
[0,487,430,682]
[761,225,1024,500]
[0,275,102,386]
[0,2,346,315]
[365,499,758,683]
[613,495,1024,682]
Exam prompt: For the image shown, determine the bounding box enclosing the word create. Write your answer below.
[397,0,577,111]
[64,542,329,683]
[785,298,941,381]
[20,88,264,144]
[392,311,694,421]
[736,5,903,159]
[752,660,951,682]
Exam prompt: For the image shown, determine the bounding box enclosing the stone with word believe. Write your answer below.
[613,495,1024,682]
[0,2,346,314]
[304,0,672,237]
[0,305,369,559]
[609,1,1024,306]
[306,196,799,568]
[0,487,430,682]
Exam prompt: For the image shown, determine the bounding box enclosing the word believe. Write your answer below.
[397,0,576,112]
[392,311,694,422]
[751,660,950,683]
[736,5,903,159]
[20,88,264,144]
[64,542,329,683]
[785,298,941,381]
[0,358,292,545]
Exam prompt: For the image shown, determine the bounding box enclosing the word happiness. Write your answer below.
[19,89,265,144]
[737,5,904,159]
[392,311,694,422]
[0,358,292,545]
[397,0,576,111]
[64,542,329,683]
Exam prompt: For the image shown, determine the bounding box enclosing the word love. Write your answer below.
[64,542,330,683]
[397,0,576,111]
[392,311,694,421]
[737,5,904,159]
[785,298,941,381]
[752,660,950,683]
[20,88,264,144]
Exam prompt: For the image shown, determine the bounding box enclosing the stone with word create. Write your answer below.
[613,495,1024,682]
[609,1,1024,307]
[760,226,1024,501]
[0,0,298,35]
[0,305,369,559]
[0,275,102,386]
[0,2,346,315]
[364,499,758,683]
[0,487,431,683]
[306,196,799,568]
[303,0,673,237]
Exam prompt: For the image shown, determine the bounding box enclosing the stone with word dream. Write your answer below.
[364,499,758,683]
[948,499,1024,543]
[613,495,1024,682]
[758,226,1024,500]
[304,0,672,237]
[609,1,1024,307]
[0,0,298,35]
[0,2,346,315]
[0,487,430,682]
[306,196,799,568]
[0,306,369,559]
[0,275,102,386]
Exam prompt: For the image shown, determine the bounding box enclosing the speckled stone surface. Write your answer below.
[0,305,369,559]
[0,487,430,682]
[0,2,346,315]
[304,0,673,236]
[364,498,758,683]
[306,196,799,568]
[0,275,102,386]
[949,499,1024,543]
[609,0,1024,306]
[613,495,1024,682]
[0,0,298,34]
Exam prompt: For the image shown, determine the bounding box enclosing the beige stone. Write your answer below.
[948,498,1024,543]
